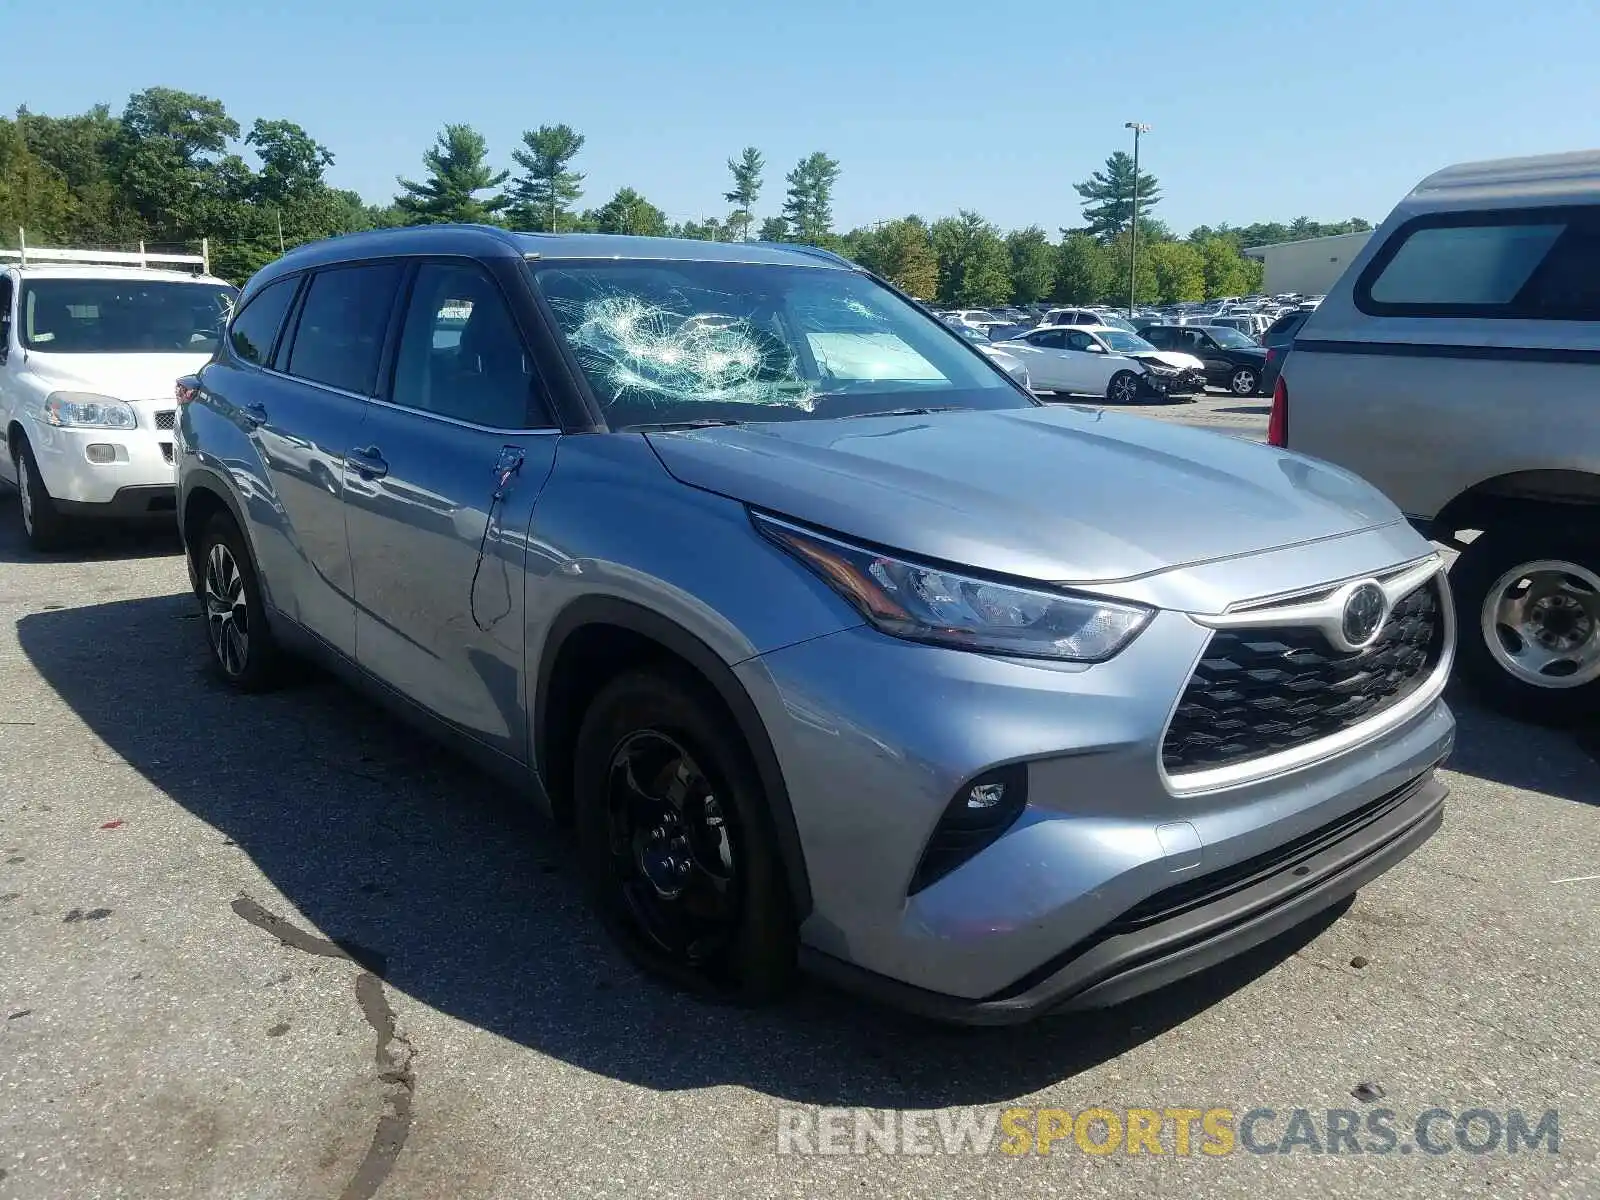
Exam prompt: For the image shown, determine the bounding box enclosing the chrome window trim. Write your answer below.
[1162,560,1454,796]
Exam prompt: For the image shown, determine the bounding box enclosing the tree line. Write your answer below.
[0,88,1370,305]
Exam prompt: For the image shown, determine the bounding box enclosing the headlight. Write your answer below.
[43,392,137,429]
[754,514,1153,661]
[1143,362,1180,376]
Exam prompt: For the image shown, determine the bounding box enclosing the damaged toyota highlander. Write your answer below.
[175,226,1455,1022]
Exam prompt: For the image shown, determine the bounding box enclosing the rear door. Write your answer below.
[344,258,559,760]
[246,264,400,657]
[1008,329,1068,389]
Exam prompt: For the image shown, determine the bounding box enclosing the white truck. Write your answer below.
[0,238,237,549]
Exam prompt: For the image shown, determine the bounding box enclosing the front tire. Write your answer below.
[13,438,70,551]
[1229,365,1259,396]
[195,513,283,692]
[1450,524,1600,723]
[1106,371,1142,405]
[573,669,796,1002]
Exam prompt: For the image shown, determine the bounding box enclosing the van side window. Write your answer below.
[228,276,299,366]
[285,264,402,394]
[390,263,540,428]
[1358,208,1600,320]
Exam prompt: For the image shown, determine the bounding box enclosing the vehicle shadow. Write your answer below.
[19,591,1346,1108]
[1443,681,1600,807]
[0,490,183,564]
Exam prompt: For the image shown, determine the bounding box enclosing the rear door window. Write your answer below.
[285,263,402,394]
[229,276,299,365]
[1358,207,1600,320]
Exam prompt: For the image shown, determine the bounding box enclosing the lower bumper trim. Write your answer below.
[56,484,177,520]
[801,771,1446,1025]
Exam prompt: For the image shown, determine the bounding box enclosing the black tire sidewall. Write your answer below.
[14,439,68,551]
[1450,525,1600,722]
[197,514,280,692]
[572,669,796,1001]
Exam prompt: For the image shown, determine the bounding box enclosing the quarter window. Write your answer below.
[1358,208,1600,319]
[285,264,402,394]
[390,263,538,427]
[229,276,299,366]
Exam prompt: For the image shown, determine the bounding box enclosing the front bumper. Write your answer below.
[737,526,1455,1017]
[802,771,1445,1024]
[24,413,176,511]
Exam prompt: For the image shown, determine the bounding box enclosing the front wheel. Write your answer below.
[1106,371,1142,405]
[573,670,796,1001]
[13,438,71,551]
[1450,525,1600,723]
[1229,366,1260,396]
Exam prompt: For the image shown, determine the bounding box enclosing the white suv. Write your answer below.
[0,247,236,548]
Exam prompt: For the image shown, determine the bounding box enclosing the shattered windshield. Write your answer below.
[531,260,1029,428]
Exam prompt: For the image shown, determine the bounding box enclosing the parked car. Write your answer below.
[998,325,1189,400]
[1278,149,1600,721]
[0,247,237,549]
[946,308,1009,332]
[1136,324,1270,395]
[1259,307,1314,393]
[176,226,1454,1022]
[1040,307,1136,333]
[1075,326,1207,395]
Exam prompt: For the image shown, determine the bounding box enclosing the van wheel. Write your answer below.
[573,669,797,1002]
[1229,366,1259,396]
[13,438,70,551]
[195,513,283,692]
[1451,525,1600,723]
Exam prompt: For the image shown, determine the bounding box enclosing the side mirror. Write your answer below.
[1085,343,1104,353]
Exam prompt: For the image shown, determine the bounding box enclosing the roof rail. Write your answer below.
[1,228,211,275]
[751,240,858,269]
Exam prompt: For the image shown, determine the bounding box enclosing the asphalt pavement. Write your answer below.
[0,492,1596,1200]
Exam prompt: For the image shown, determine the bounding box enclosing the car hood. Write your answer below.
[1128,350,1206,372]
[644,405,1400,584]
[18,350,214,401]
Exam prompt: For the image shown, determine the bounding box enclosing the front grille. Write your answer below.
[1162,579,1445,775]
[154,410,176,431]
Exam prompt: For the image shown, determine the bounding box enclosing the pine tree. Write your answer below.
[395,124,509,225]
[780,152,840,245]
[723,147,763,242]
[1073,150,1161,240]
[508,124,585,232]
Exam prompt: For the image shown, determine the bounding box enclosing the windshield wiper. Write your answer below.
[840,406,966,419]
[620,418,748,432]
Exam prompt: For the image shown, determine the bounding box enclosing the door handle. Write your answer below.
[240,401,268,429]
[347,445,388,480]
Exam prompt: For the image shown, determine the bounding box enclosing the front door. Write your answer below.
[344,260,559,761]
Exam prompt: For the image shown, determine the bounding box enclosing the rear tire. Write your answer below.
[573,669,797,1002]
[194,513,284,692]
[1229,366,1260,396]
[12,437,71,552]
[1450,524,1600,724]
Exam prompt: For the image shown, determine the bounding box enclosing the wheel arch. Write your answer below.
[533,595,812,919]
[1433,470,1600,540]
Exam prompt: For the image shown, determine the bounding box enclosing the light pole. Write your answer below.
[1124,121,1150,317]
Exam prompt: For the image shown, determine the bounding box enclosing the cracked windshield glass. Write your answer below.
[533,261,1030,428]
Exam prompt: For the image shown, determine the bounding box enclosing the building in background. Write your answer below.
[1244,230,1374,295]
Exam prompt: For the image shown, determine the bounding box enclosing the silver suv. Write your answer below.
[175,226,1455,1022]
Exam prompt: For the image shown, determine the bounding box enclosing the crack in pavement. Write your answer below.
[231,895,414,1200]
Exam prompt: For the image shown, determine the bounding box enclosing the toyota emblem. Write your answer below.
[1341,582,1388,648]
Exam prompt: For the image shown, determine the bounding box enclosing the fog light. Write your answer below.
[85,444,119,464]
[967,782,1006,810]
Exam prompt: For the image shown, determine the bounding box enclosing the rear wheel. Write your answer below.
[12,438,71,551]
[195,513,284,691]
[1106,371,1142,405]
[1229,365,1259,396]
[1451,524,1600,723]
[573,669,796,1001]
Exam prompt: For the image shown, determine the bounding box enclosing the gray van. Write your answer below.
[1277,150,1600,722]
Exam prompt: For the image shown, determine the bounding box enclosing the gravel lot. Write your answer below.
[1,486,1597,1200]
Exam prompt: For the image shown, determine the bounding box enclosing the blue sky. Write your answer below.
[9,0,1599,235]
